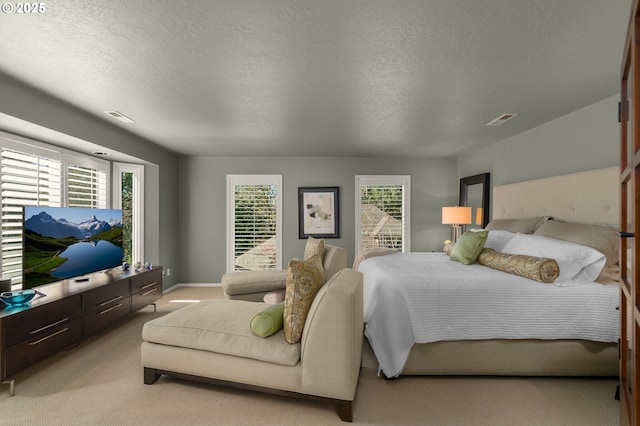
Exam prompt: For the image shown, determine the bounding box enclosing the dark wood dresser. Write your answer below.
[0,266,162,395]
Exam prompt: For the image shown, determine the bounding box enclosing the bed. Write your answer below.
[357,167,620,378]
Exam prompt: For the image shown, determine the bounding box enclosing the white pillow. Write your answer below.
[501,234,606,286]
[484,230,517,252]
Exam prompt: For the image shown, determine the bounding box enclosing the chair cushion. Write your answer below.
[142,299,300,366]
[304,236,325,261]
[283,255,324,344]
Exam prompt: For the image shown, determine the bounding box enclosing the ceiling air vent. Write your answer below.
[486,113,518,126]
[104,110,135,123]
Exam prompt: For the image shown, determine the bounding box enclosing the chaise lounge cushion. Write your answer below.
[303,236,325,261]
[283,254,324,344]
[142,298,300,366]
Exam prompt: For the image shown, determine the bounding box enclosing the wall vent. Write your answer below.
[104,110,135,123]
[486,113,518,126]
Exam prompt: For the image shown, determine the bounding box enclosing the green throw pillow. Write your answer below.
[449,230,488,265]
[250,302,285,338]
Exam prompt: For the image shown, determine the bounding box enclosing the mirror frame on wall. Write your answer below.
[458,173,491,228]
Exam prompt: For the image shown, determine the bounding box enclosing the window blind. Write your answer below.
[356,176,410,253]
[66,164,107,208]
[1,148,63,284]
[227,175,282,273]
[232,184,278,271]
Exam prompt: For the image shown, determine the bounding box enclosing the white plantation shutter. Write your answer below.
[227,175,282,273]
[356,175,410,253]
[1,146,63,285]
[66,164,108,208]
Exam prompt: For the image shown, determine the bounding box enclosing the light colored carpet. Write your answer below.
[0,286,619,425]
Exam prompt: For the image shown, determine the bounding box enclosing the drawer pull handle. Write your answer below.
[141,288,158,296]
[29,317,69,335]
[140,281,159,290]
[99,303,123,315]
[99,295,123,307]
[29,327,69,345]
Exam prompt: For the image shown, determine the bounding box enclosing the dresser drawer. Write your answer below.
[3,296,82,347]
[83,295,131,335]
[4,317,82,378]
[130,268,162,293]
[131,281,162,312]
[83,279,130,314]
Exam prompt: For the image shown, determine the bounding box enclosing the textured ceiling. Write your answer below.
[0,0,632,158]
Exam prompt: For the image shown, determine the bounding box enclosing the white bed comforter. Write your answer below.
[358,252,620,378]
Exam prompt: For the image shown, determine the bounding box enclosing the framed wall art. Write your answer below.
[298,187,340,239]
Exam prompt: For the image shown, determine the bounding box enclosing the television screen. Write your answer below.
[23,206,123,289]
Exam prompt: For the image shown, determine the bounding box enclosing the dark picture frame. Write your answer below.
[298,187,340,239]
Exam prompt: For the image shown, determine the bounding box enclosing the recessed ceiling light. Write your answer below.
[486,113,518,126]
[104,110,135,123]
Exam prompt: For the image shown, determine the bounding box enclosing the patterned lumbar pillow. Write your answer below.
[250,302,285,338]
[477,248,559,283]
[283,254,324,344]
[304,236,325,261]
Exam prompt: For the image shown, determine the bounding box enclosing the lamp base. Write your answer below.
[450,225,462,244]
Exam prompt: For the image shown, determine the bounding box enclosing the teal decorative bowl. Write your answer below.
[0,289,36,306]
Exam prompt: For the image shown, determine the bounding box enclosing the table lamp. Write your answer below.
[442,206,472,243]
[475,207,483,226]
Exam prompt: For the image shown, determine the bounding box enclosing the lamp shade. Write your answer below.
[475,207,483,225]
[441,206,472,225]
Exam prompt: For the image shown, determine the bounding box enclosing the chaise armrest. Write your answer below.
[323,245,348,282]
[300,268,364,402]
[221,270,287,301]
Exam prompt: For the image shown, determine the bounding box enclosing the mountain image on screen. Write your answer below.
[26,212,118,239]
[23,207,124,289]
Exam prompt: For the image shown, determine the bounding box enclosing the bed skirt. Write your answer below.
[399,339,618,376]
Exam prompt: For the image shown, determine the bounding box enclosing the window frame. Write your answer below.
[112,162,145,266]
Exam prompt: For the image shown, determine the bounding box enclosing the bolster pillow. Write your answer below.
[250,302,285,337]
[477,248,559,283]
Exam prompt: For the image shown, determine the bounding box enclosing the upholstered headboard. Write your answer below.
[492,166,619,226]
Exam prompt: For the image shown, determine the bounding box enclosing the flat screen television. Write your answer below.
[22,206,124,289]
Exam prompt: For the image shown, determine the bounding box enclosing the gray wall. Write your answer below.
[0,73,181,289]
[0,70,620,287]
[458,95,619,188]
[178,155,458,283]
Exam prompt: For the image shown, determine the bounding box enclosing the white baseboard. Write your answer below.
[163,282,221,294]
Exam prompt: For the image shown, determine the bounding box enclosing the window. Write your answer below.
[356,175,411,253]
[112,163,144,265]
[0,131,143,289]
[226,175,282,273]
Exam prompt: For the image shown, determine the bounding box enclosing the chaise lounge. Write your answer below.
[141,267,364,422]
